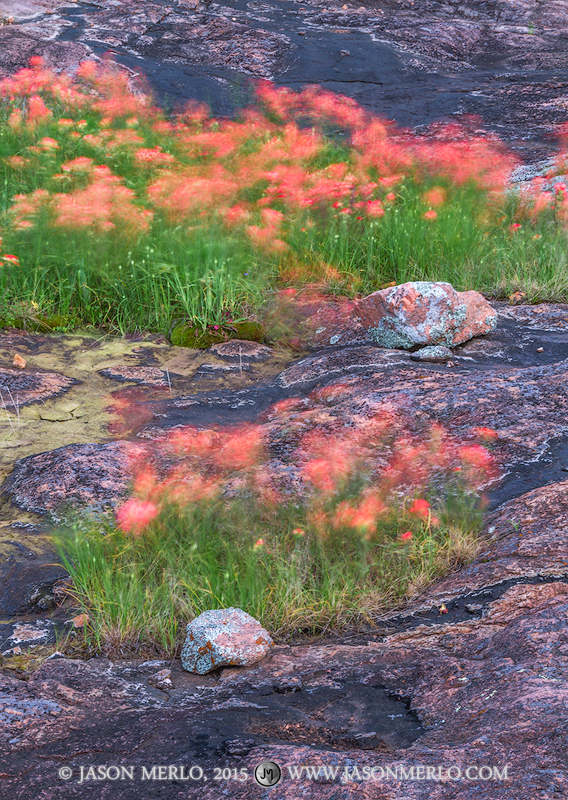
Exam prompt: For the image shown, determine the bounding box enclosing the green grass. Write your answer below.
[53,485,484,658]
[298,191,568,302]
[50,419,495,657]
[0,221,269,335]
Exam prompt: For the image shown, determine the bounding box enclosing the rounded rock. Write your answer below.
[354,281,497,349]
[180,608,274,674]
[410,345,453,363]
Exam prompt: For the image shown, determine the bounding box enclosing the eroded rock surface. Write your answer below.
[2,0,568,160]
[1,577,567,797]
[0,523,67,615]
[1,302,568,797]
[208,339,273,362]
[0,441,137,517]
[98,365,176,387]
[6,302,568,519]
[424,478,568,600]
[0,364,78,409]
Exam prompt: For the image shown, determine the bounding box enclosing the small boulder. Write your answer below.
[180,608,274,674]
[353,281,497,349]
[410,345,453,363]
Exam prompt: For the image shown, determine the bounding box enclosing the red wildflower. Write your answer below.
[302,459,336,493]
[366,200,385,218]
[473,426,498,442]
[115,498,159,535]
[408,498,430,518]
[76,60,98,81]
[1,254,19,266]
[210,425,266,471]
[27,95,52,127]
[459,445,494,472]
[333,493,387,533]
[422,186,446,206]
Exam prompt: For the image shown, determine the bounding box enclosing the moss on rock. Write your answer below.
[169,319,265,349]
[0,314,80,332]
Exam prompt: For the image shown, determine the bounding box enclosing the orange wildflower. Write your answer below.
[422,186,446,206]
[38,137,59,150]
[459,445,494,472]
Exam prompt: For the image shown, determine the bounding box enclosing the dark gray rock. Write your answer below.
[0,441,138,517]
[0,554,67,615]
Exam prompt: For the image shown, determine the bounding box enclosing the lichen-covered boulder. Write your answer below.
[353,281,497,349]
[180,608,274,674]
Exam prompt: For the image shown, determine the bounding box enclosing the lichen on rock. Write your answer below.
[354,281,497,349]
[181,608,274,674]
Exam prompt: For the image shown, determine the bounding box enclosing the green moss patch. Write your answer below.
[170,320,266,349]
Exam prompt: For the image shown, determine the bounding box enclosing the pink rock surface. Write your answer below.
[181,608,274,674]
[1,440,140,516]
[98,365,172,387]
[353,281,497,349]
[453,289,499,346]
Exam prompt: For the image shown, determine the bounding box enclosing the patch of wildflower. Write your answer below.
[0,57,521,261]
[113,388,498,552]
[9,164,152,236]
[116,498,159,536]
